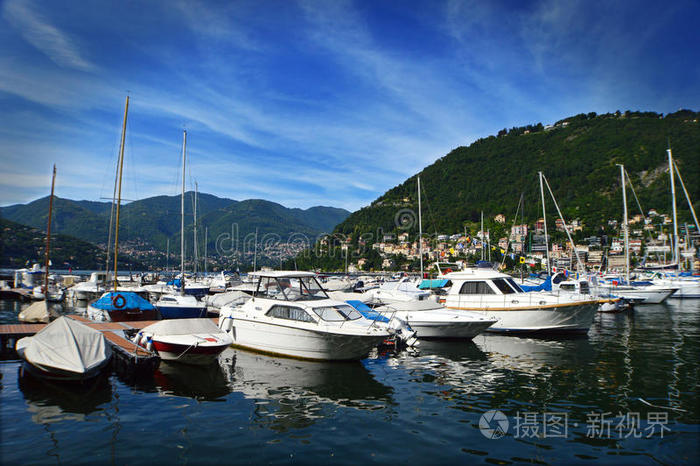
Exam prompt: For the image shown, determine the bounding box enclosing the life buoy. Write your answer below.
[445,268,453,274]
[112,293,127,309]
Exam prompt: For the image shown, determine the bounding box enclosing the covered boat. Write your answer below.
[87,291,160,322]
[134,318,232,365]
[15,317,112,381]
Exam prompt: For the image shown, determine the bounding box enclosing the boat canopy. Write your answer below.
[419,279,450,289]
[519,276,552,292]
[16,317,112,374]
[91,291,155,311]
[346,300,390,323]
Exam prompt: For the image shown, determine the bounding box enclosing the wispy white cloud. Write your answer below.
[2,0,95,71]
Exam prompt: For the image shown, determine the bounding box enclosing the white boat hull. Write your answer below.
[598,286,677,304]
[229,318,386,360]
[447,302,598,334]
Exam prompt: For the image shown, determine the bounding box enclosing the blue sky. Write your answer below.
[1,0,698,211]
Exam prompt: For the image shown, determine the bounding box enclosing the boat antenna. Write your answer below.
[113,95,129,292]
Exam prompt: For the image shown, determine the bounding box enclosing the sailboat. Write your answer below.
[87,96,159,322]
[645,147,700,298]
[155,130,207,319]
[595,164,678,304]
[19,165,60,323]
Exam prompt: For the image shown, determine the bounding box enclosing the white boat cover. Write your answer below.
[16,317,112,374]
[205,290,251,309]
[18,300,58,323]
[141,318,225,336]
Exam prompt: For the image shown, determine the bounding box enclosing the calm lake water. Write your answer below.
[1,299,698,464]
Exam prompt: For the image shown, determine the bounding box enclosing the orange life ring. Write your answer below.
[112,294,127,309]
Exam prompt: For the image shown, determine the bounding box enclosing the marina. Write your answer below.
[0,297,698,464]
[1,1,699,464]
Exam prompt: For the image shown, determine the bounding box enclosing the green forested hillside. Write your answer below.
[335,110,700,239]
[0,218,143,270]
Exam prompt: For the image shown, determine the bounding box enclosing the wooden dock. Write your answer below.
[0,315,169,375]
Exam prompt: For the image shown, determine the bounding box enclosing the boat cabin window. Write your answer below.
[255,276,330,301]
[492,278,516,294]
[505,278,523,293]
[266,305,316,323]
[459,281,495,295]
[579,282,590,294]
[313,305,363,322]
[560,283,575,291]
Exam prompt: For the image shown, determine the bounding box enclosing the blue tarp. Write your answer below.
[346,300,390,323]
[91,291,156,311]
[419,279,450,289]
[519,276,552,292]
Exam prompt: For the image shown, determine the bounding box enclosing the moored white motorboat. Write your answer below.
[133,318,232,365]
[366,299,497,339]
[15,317,112,381]
[217,271,390,361]
[443,268,598,334]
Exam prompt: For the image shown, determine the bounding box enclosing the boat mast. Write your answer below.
[418,176,423,277]
[193,181,198,276]
[204,227,208,276]
[667,147,680,272]
[539,172,550,275]
[113,96,129,292]
[480,211,484,261]
[181,130,186,294]
[672,158,700,234]
[166,238,169,273]
[618,164,630,283]
[43,165,56,295]
[253,227,258,272]
[105,146,120,284]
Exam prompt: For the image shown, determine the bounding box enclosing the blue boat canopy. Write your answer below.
[346,300,390,323]
[419,279,450,289]
[519,276,552,292]
[91,291,155,311]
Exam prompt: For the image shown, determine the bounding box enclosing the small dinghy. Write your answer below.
[15,317,112,382]
[133,318,232,365]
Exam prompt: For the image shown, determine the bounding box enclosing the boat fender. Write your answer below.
[145,335,153,352]
[132,331,144,346]
[220,315,234,332]
[112,293,127,309]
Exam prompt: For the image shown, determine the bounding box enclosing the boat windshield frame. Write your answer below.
[255,275,330,302]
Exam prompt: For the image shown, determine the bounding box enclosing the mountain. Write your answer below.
[335,110,700,240]
[0,217,144,270]
[0,193,351,257]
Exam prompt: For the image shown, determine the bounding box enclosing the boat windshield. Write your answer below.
[313,305,363,322]
[255,276,329,301]
[505,278,524,293]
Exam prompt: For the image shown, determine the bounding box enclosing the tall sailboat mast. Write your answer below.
[667,147,680,271]
[43,165,56,295]
[181,130,187,293]
[417,176,423,277]
[193,181,198,276]
[538,171,550,275]
[618,164,630,283]
[113,96,129,292]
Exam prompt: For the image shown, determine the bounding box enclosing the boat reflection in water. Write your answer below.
[18,370,113,424]
[152,359,233,401]
[222,347,394,431]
